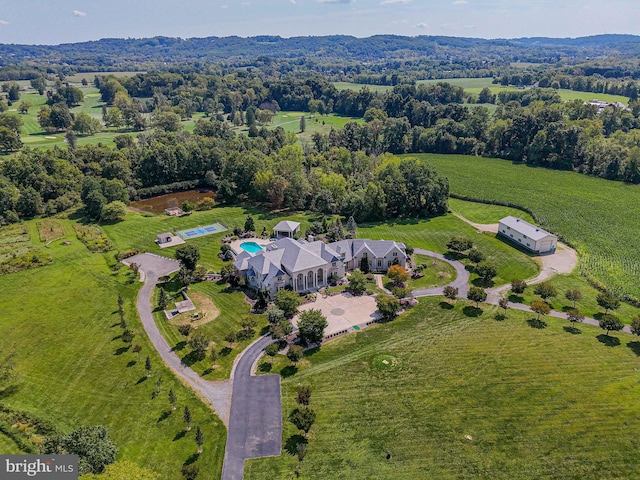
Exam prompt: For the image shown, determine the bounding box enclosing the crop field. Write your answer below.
[246,297,640,479]
[0,219,226,478]
[412,153,640,300]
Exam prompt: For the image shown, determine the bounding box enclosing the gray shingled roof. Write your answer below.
[273,220,300,233]
[499,216,556,241]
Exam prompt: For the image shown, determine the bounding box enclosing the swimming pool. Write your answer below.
[176,222,227,240]
[239,241,265,254]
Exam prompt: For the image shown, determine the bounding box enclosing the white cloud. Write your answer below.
[0,20,9,25]
[452,0,468,4]
[72,10,87,17]
[290,0,296,4]
[221,4,228,8]
[381,0,411,4]
[317,0,354,4]
[415,22,428,29]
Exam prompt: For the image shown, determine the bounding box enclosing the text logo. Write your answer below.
[0,455,78,479]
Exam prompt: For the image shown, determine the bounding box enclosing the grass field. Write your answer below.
[448,197,534,224]
[406,254,456,290]
[151,280,267,381]
[334,78,629,104]
[0,219,226,478]
[409,153,640,301]
[246,297,640,479]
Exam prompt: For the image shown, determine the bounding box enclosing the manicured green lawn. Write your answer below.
[407,254,457,290]
[512,271,640,324]
[359,214,538,287]
[246,297,640,479]
[152,279,267,381]
[413,153,640,300]
[0,219,225,478]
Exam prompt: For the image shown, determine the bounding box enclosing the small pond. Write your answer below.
[130,190,215,213]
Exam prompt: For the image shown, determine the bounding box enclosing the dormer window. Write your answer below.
[393,252,398,257]
[363,252,368,258]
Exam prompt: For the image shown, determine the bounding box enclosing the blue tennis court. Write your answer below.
[176,222,227,240]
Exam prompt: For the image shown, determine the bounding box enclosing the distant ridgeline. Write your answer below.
[2,33,640,79]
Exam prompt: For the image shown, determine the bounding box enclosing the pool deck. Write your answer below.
[230,237,272,256]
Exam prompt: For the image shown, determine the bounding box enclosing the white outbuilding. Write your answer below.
[498,216,557,254]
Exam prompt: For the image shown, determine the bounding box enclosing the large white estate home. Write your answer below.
[234,236,407,295]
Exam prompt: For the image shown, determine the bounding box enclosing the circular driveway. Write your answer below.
[294,292,380,336]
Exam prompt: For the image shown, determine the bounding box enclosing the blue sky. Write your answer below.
[1,0,639,45]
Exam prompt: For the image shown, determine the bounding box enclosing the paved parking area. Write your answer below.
[294,292,380,336]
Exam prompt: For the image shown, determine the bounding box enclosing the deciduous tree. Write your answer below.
[599,314,623,336]
[297,309,328,345]
[348,269,367,295]
[467,286,487,308]
[597,291,620,315]
[534,283,557,301]
[376,294,401,320]
[443,285,459,303]
[275,289,301,316]
[287,345,304,365]
[565,289,583,308]
[289,407,316,437]
[530,300,550,320]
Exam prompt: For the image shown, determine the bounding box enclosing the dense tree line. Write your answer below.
[0,112,449,224]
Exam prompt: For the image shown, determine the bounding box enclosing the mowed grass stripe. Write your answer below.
[246,298,640,479]
[0,219,226,478]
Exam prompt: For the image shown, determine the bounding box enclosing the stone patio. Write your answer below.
[294,292,380,337]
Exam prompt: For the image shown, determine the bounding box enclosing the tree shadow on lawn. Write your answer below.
[280,366,298,378]
[0,385,19,400]
[258,362,272,373]
[126,360,137,368]
[284,434,308,456]
[508,294,524,303]
[563,326,582,335]
[626,341,640,356]
[172,341,187,352]
[114,346,130,356]
[111,334,122,341]
[439,301,454,310]
[494,313,506,321]
[181,351,203,367]
[527,318,547,329]
[173,430,187,442]
[471,278,495,288]
[462,306,483,318]
[597,334,620,347]
[219,346,232,357]
[183,453,200,466]
[157,410,172,423]
[136,376,149,385]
